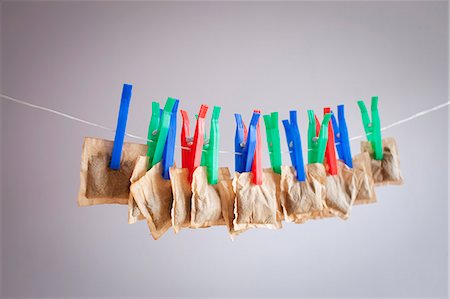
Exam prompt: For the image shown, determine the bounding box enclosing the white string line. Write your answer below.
[1,93,449,155]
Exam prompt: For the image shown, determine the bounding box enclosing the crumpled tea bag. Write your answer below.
[216,168,239,237]
[232,169,282,231]
[361,137,403,186]
[169,167,192,233]
[127,156,148,224]
[190,166,227,228]
[352,152,377,205]
[78,137,147,207]
[310,161,357,220]
[281,163,327,223]
[130,158,173,240]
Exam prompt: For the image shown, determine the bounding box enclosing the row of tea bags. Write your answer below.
[77,88,403,240]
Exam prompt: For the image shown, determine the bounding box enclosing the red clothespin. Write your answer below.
[251,109,262,185]
[180,105,209,181]
[180,110,191,169]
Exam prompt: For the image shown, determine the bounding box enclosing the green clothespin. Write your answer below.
[263,112,282,174]
[358,96,383,160]
[307,111,331,164]
[204,106,221,184]
[146,102,160,166]
[151,97,176,167]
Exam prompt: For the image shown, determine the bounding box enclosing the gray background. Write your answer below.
[1,1,448,298]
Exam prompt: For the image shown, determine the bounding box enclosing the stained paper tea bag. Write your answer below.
[170,168,192,233]
[78,137,147,206]
[127,156,148,224]
[352,152,377,205]
[190,166,227,228]
[281,164,327,223]
[130,159,173,240]
[361,138,403,186]
[217,168,238,236]
[233,169,282,231]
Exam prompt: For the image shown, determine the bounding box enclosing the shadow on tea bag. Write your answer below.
[352,152,377,205]
[130,159,173,240]
[78,137,147,206]
[361,138,403,186]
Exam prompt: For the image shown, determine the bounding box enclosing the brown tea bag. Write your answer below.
[352,152,377,205]
[78,137,147,207]
[129,160,173,240]
[232,169,282,231]
[361,137,403,186]
[127,156,148,224]
[190,166,227,228]
[281,164,327,223]
[309,161,357,220]
[169,167,192,233]
[217,168,239,237]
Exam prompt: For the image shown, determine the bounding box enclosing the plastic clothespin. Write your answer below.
[203,106,221,184]
[151,98,176,167]
[331,105,353,168]
[263,112,282,174]
[358,96,383,160]
[110,83,132,170]
[307,110,331,164]
[180,105,209,181]
[161,99,179,179]
[282,110,306,182]
[251,110,262,185]
[234,114,246,173]
[180,110,191,169]
[244,111,261,173]
[321,107,338,175]
[146,102,161,165]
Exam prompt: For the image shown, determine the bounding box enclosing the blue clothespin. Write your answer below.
[234,114,246,173]
[234,111,261,173]
[330,105,353,168]
[110,83,132,170]
[161,99,179,179]
[282,110,306,181]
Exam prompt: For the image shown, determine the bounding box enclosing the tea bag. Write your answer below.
[130,159,173,240]
[352,152,377,205]
[361,137,403,186]
[281,163,327,223]
[233,169,282,231]
[169,167,192,233]
[127,156,148,224]
[217,168,239,237]
[190,166,227,228]
[78,137,147,206]
[309,161,356,220]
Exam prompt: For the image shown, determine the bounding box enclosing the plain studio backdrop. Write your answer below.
[0,1,448,298]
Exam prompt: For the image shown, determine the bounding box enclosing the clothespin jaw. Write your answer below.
[331,105,353,168]
[307,110,331,164]
[188,105,209,181]
[234,114,246,173]
[282,110,306,182]
[180,110,191,169]
[110,83,132,170]
[146,102,161,166]
[150,98,176,167]
[263,112,282,174]
[323,107,338,175]
[251,111,262,185]
[358,96,383,160]
[244,111,261,172]
[205,106,221,184]
[161,99,179,179]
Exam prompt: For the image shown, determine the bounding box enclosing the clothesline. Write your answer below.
[1,93,448,154]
